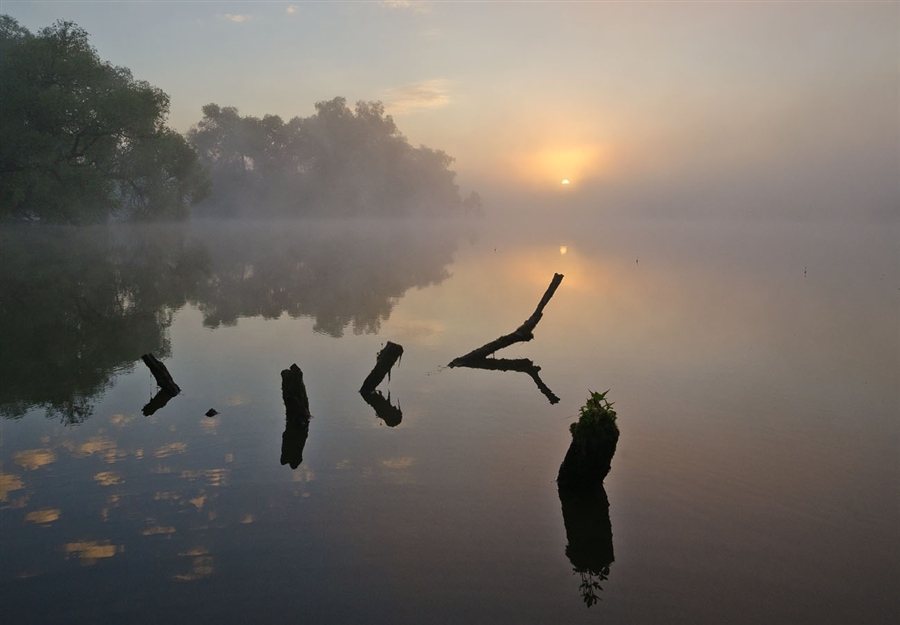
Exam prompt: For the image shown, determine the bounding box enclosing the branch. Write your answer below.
[359,341,403,394]
[450,357,560,405]
[141,353,180,396]
[448,273,563,366]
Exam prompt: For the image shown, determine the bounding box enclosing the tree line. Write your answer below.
[0,16,480,223]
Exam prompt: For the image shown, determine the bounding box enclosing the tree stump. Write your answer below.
[141,353,180,396]
[359,341,404,394]
[557,391,619,488]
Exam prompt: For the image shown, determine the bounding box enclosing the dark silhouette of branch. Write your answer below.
[280,364,311,469]
[359,341,403,394]
[449,273,563,366]
[141,353,181,396]
[452,357,560,404]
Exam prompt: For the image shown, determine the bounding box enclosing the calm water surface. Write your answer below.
[1,217,897,624]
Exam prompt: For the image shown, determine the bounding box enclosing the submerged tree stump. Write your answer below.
[557,391,619,488]
[141,353,180,396]
[359,341,404,394]
[281,363,311,422]
[280,364,312,469]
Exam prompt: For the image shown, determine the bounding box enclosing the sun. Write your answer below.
[561,179,570,185]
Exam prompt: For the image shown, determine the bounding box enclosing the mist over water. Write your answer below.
[1,1,898,621]
[1,208,897,623]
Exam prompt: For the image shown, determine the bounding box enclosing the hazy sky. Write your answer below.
[3,1,897,220]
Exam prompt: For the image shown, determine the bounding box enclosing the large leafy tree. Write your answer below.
[0,16,209,223]
[189,97,481,217]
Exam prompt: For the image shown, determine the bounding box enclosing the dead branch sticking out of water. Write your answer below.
[281,363,311,422]
[281,364,311,469]
[448,273,564,367]
[141,353,181,396]
[359,341,404,394]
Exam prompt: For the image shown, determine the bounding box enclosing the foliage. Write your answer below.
[0,15,209,223]
[0,224,211,423]
[188,97,481,217]
[577,569,609,608]
[0,220,464,422]
[570,390,619,441]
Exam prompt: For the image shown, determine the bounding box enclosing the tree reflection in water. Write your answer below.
[0,224,209,423]
[0,219,467,423]
[450,357,560,404]
[558,484,615,607]
[190,219,460,337]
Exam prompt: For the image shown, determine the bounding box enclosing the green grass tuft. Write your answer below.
[570,390,619,441]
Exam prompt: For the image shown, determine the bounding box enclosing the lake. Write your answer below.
[1,215,897,624]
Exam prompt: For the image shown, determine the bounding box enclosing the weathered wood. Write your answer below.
[557,392,619,488]
[361,389,403,427]
[359,341,404,394]
[452,357,560,404]
[448,273,563,366]
[281,363,311,422]
[280,364,311,469]
[141,353,181,396]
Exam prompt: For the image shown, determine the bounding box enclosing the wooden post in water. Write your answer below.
[359,341,404,395]
[280,364,311,469]
[557,391,619,488]
[141,353,181,396]
[281,363,311,422]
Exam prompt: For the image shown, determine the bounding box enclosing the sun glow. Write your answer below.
[511,143,612,189]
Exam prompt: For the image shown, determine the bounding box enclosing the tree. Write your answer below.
[188,97,477,217]
[0,16,209,223]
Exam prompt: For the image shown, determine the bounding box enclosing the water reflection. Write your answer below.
[280,364,312,469]
[281,418,310,470]
[361,390,403,427]
[142,389,177,416]
[451,357,560,404]
[189,220,462,337]
[0,219,466,422]
[559,485,615,608]
[0,224,209,423]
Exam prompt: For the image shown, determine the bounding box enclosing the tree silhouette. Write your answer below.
[188,97,474,217]
[0,16,209,223]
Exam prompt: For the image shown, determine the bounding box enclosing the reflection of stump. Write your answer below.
[361,390,402,427]
[281,418,310,469]
[142,389,174,416]
[557,391,619,488]
[559,484,614,607]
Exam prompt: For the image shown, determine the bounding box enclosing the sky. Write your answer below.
[2,1,897,220]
